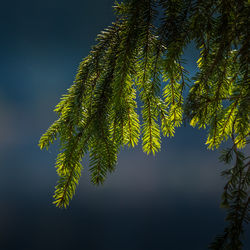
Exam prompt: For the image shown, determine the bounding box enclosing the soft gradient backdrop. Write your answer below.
[0,1,249,249]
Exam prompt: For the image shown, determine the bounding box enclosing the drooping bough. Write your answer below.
[39,0,249,248]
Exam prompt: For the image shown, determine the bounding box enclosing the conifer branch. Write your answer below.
[39,4,250,246]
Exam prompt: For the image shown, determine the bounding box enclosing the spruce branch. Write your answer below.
[39,4,250,247]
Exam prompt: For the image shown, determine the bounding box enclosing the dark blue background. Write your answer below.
[0,1,249,249]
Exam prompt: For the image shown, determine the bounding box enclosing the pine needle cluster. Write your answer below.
[209,141,249,249]
[39,0,249,247]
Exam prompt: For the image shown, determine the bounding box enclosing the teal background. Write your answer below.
[0,1,248,249]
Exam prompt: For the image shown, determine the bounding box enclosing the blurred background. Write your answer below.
[0,0,249,249]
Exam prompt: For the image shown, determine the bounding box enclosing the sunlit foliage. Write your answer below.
[39,0,249,248]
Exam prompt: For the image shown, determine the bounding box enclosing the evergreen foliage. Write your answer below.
[209,142,249,249]
[39,0,249,247]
